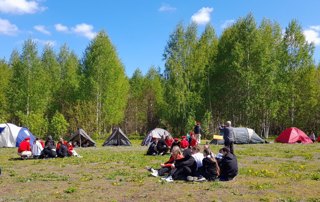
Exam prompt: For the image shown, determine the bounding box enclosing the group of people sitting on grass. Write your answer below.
[146,132,198,156]
[17,135,81,159]
[146,138,238,182]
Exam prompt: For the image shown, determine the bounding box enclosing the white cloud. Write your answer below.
[55,23,69,32]
[158,4,176,12]
[221,19,235,30]
[310,25,320,32]
[0,18,19,35]
[33,38,56,47]
[191,7,213,25]
[72,23,97,40]
[0,0,46,14]
[34,25,50,35]
[304,26,320,46]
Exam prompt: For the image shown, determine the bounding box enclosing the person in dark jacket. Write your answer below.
[170,148,197,181]
[218,147,238,181]
[222,121,235,154]
[200,148,220,181]
[57,137,68,158]
[40,135,57,158]
[156,138,168,155]
[193,121,202,144]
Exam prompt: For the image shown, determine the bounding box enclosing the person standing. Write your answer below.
[223,121,235,154]
[194,121,202,144]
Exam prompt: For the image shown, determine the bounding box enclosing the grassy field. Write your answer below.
[0,140,320,202]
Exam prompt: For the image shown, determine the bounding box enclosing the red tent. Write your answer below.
[275,127,313,144]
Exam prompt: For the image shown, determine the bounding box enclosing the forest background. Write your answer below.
[1,14,319,140]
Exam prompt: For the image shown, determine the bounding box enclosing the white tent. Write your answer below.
[141,128,170,146]
[0,123,35,147]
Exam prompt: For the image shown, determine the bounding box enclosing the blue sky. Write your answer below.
[0,0,320,77]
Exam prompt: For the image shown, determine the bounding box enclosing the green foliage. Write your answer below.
[82,31,129,133]
[0,13,320,137]
[49,111,69,139]
[18,112,48,139]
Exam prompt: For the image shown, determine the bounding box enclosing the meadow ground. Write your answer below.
[0,140,319,202]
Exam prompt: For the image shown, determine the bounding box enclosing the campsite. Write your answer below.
[1,1,320,201]
[0,139,319,201]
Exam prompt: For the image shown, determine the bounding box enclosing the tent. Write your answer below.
[0,123,36,147]
[103,127,131,146]
[141,128,170,146]
[275,127,313,144]
[210,127,266,145]
[69,128,96,147]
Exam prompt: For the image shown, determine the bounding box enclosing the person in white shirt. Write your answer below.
[32,138,44,158]
[191,145,204,170]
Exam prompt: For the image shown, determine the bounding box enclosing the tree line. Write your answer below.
[1,14,319,139]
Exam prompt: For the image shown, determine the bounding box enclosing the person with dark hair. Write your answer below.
[223,121,235,154]
[171,138,180,152]
[157,138,168,155]
[218,147,238,181]
[165,135,174,151]
[40,135,57,158]
[200,148,220,181]
[194,121,202,144]
[162,148,197,182]
[57,137,68,158]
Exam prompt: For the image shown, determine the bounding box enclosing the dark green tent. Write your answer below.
[103,127,131,146]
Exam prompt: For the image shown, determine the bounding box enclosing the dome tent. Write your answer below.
[210,127,266,145]
[275,127,312,144]
[141,128,170,146]
[0,123,35,147]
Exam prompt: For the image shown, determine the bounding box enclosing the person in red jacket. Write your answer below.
[18,137,32,159]
[147,145,182,177]
[180,136,189,150]
[165,135,174,150]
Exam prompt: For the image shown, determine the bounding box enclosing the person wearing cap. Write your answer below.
[18,137,32,159]
[223,121,235,154]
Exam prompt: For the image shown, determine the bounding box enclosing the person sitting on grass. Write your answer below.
[18,137,32,159]
[191,145,204,172]
[200,148,220,181]
[218,147,238,181]
[67,142,82,157]
[180,136,189,150]
[171,138,180,152]
[161,147,197,182]
[56,137,68,158]
[156,137,168,155]
[40,135,57,158]
[147,146,180,177]
[32,138,44,159]
[146,137,159,155]
[165,135,174,151]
